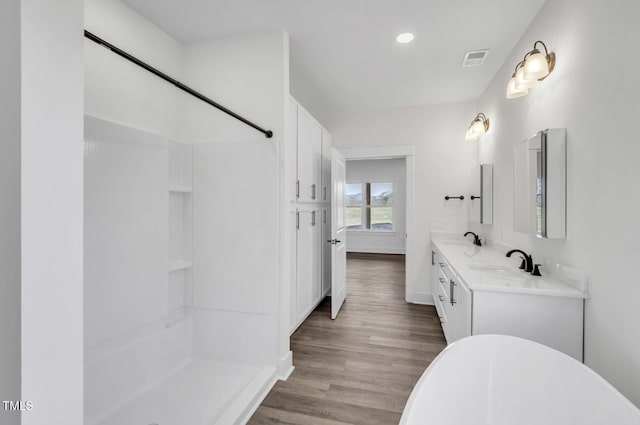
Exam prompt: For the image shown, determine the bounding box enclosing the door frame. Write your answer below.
[337,145,418,304]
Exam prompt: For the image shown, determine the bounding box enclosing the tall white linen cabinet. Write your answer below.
[289,96,333,334]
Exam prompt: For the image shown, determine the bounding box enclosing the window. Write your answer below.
[345,182,394,231]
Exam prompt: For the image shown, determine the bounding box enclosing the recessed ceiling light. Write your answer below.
[396,33,414,44]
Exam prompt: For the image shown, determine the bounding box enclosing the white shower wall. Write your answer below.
[192,140,279,364]
[84,118,169,349]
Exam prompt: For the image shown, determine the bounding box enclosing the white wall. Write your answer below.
[346,158,406,254]
[182,30,287,143]
[474,0,640,406]
[21,0,84,423]
[332,102,478,301]
[85,0,185,140]
[0,1,21,424]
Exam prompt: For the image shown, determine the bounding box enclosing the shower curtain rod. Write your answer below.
[84,30,274,139]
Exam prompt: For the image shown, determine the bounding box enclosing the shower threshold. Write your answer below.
[95,359,274,425]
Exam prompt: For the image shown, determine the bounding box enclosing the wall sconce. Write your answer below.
[506,40,555,99]
[465,113,490,141]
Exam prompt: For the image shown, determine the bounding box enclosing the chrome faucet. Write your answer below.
[464,231,482,247]
[506,249,535,274]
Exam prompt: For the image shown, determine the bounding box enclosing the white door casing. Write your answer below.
[331,149,347,319]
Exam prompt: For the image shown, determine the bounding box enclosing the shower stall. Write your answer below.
[82,3,290,422]
[83,115,281,425]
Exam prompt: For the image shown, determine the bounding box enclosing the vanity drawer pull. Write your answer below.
[438,295,445,302]
[450,279,457,306]
[439,277,446,284]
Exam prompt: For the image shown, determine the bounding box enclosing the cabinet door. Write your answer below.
[296,209,322,323]
[290,210,298,334]
[310,209,322,305]
[289,98,298,203]
[454,281,472,341]
[321,207,331,296]
[296,210,312,323]
[297,107,322,202]
[321,129,332,203]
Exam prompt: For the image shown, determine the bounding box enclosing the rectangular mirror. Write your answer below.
[469,164,493,225]
[513,128,566,239]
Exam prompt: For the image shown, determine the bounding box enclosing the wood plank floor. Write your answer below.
[248,253,447,425]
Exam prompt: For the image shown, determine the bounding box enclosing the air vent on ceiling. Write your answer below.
[462,49,490,67]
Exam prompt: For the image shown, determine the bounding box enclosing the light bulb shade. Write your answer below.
[514,65,538,90]
[465,114,489,141]
[465,127,477,142]
[506,76,528,98]
[471,119,486,136]
[523,51,549,80]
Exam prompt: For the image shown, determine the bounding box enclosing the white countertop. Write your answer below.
[431,237,589,299]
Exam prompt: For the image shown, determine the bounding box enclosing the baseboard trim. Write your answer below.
[407,292,434,305]
[347,247,406,254]
[276,351,294,380]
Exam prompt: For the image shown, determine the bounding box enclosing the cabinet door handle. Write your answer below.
[296,211,300,230]
[311,184,316,200]
[431,251,435,265]
[311,211,316,226]
[323,210,327,224]
[323,187,327,200]
[296,180,300,199]
[450,279,457,306]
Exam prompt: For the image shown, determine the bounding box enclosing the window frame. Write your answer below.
[345,180,395,233]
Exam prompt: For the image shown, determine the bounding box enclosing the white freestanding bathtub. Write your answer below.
[400,335,640,425]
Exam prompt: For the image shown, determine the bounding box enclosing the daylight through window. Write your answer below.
[345,182,393,231]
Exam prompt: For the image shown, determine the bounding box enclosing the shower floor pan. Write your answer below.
[95,359,274,425]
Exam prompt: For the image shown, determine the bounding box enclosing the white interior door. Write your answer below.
[331,149,347,319]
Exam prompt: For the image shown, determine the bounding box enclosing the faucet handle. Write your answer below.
[518,256,526,270]
[532,264,542,276]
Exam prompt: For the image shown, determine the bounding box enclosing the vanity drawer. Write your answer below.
[437,259,455,281]
[434,283,447,323]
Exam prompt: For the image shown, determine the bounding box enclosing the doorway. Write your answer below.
[337,145,416,303]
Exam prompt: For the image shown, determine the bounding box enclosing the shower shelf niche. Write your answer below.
[169,142,194,313]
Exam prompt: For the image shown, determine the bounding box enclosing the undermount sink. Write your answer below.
[441,241,472,246]
[466,264,526,279]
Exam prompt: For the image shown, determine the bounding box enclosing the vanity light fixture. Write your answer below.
[465,113,490,142]
[505,40,556,99]
[396,32,414,44]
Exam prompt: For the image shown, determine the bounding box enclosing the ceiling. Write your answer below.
[122,0,546,126]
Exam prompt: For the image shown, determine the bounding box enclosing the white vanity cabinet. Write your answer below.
[432,251,472,344]
[431,240,586,361]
